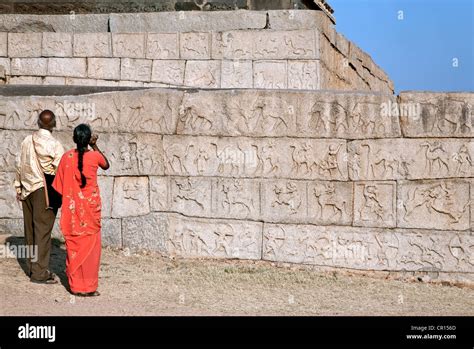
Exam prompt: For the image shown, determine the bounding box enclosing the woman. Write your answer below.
[53,124,110,297]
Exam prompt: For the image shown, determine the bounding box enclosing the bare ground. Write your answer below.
[1,236,473,316]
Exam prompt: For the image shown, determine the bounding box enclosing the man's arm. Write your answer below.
[14,143,23,201]
[52,142,65,173]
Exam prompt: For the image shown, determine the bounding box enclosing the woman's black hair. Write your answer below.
[73,124,92,189]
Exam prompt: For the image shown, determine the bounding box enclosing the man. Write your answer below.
[14,110,64,284]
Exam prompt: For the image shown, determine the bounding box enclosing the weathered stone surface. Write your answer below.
[163,135,348,180]
[10,58,47,76]
[180,32,210,60]
[211,31,254,60]
[112,33,146,58]
[255,30,317,60]
[0,218,23,236]
[151,60,185,85]
[8,32,41,57]
[166,214,262,260]
[471,179,474,230]
[99,133,164,176]
[308,181,353,226]
[261,179,307,223]
[146,33,179,59]
[7,75,42,84]
[101,218,122,248]
[0,32,8,56]
[73,33,111,57]
[221,60,253,88]
[65,77,97,86]
[42,32,72,57]
[353,181,396,228]
[42,76,65,85]
[296,93,401,139]
[109,11,267,33]
[122,212,169,253]
[120,58,152,82]
[170,177,212,217]
[288,60,320,90]
[399,92,474,138]
[263,224,474,272]
[348,139,474,181]
[267,10,329,30]
[48,58,87,78]
[149,176,168,212]
[398,180,471,231]
[253,61,287,89]
[0,172,23,219]
[0,57,10,75]
[98,176,114,218]
[0,90,182,135]
[213,29,317,60]
[0,14,109,32]
[212,178,260,220]
[112,176,150,218]
[87,58,120,80]
[184,60,220,88]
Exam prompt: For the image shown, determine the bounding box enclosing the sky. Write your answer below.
[329,0,474,93]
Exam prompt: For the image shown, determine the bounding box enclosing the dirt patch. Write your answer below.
[1,236,473,316]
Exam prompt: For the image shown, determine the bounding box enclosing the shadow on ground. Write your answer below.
[6,236,69,291]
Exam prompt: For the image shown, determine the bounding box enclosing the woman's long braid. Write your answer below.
[77,144,87,188]
[73,124,92,189]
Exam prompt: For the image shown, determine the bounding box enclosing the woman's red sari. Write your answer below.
[53,149,106,294]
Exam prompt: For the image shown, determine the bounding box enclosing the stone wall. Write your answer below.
[0,88,472,282]
[0,10,393,93]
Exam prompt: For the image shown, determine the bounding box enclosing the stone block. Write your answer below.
[221,60,253,88]
[150,176,169,212]
[48,58,87,78]
[398,179,471,231]
[353,181,396,228]
[308,181,353,225]
[166,214,262,260]
[151,60,185,85]
[122,212,169,253]
[0,172,23,219]
[0,32,7,57]
[184,60,220,88]
[112,176,150,218]
[261,179,307,223]
[212,178,260,220]
[102,218,122,248]
[120,58,152,82]
[42,32,72,57]
[288,60,320,90]
[170,177,212,217]
[73,33,111,57]
[399,92,474,138]
[87,58,121,80]
[180,32,210,59]
[146,33,179,59]
[253,61,287,89]
[112,33,145,58]
[10,58,47,76]
[98,176,114,218]
[8,33,42,57]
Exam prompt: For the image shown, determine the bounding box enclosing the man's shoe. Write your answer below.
[30,272,58,284]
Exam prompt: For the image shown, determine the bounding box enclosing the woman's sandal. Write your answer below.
[73,291,100,297]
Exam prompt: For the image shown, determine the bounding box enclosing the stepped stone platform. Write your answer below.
[0,3,471,284]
